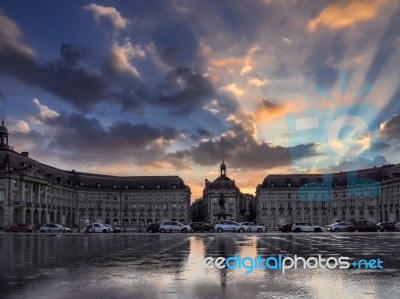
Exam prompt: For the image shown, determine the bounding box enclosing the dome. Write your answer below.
[207,176,236,190]
[0,124,8,134]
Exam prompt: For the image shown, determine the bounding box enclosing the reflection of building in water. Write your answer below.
[256,165,400,226]
[0,124,191,228]
[191,158,255,223]
[207,235,237,289]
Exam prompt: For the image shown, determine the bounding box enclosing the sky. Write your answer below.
[1,0,400,200]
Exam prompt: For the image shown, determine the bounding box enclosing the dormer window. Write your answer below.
[97,183,101,188]
[172,184,177,189]
[125,185,129,189]
[141,184,145,189]
[156,184,161,189]
[113,184,117,189]
[80,182,84,187]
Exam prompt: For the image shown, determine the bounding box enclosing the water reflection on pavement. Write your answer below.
[0,233,399,299]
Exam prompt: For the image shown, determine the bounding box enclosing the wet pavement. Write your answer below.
[0,232,399,299]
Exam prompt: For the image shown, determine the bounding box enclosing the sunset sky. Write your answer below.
[1,0,400,200]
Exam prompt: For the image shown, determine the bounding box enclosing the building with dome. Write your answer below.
[191,158,255,223]
[0,121,191,228]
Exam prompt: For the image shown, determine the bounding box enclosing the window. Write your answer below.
[156,184,161,189]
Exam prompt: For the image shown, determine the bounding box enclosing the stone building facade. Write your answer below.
[191,160,255,223]
[0,123,191,228]
[256,165,400,226]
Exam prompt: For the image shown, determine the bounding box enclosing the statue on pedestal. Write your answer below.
[218,193,225,211]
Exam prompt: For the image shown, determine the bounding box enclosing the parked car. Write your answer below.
[86,223,114,233]
[60,225,73,233]
[105,224,121,233]
[327,222,348,232]
[40,224,66,233]
[239,222,266,232]
[279,223,293,232]
[189,222,214,232]
[396,222,400,231]
[292,223,323,232]
[6,224,33,233]
[377,222,396,232]
[145,223,160,233]
[214,220,247,233]
[159,221,191,233]
[347,221,383,232]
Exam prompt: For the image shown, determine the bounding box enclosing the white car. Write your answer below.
[240,222,266,232]
[40,224,66,233]
[87,223,114,233]
[327,222,348,232]
[159,221,191,233]
[214,220,247,233]
[292,223,323,232]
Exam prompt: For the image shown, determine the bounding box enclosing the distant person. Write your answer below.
[84,218,90,233]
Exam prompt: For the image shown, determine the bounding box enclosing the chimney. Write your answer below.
[21,152,29,158]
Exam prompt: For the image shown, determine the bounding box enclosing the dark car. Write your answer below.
[105,224,121,233]
[279,223,293,232]
[189,222,214,232]
[6,224,33,233]
[145,224,160,233]
[377,222,396,232]
[347,220,383,232]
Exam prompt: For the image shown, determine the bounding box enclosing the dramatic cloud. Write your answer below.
[155,66,216,114]
[84,3,129,29]
[329,155,389,172]
[33,99,59,119]
[107,38,145,78]
[59,43,93,67]
[308,0,383,32]
[0,15,108,111]
[380,114,400,140]
[248,78,268,87]
[15,110,180,166]
[169,110,318,170]
[0,12,35,57]
[6,118,30,133]
[2,0,400,198]
[221,83,244,96]
[254,99,295,122]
